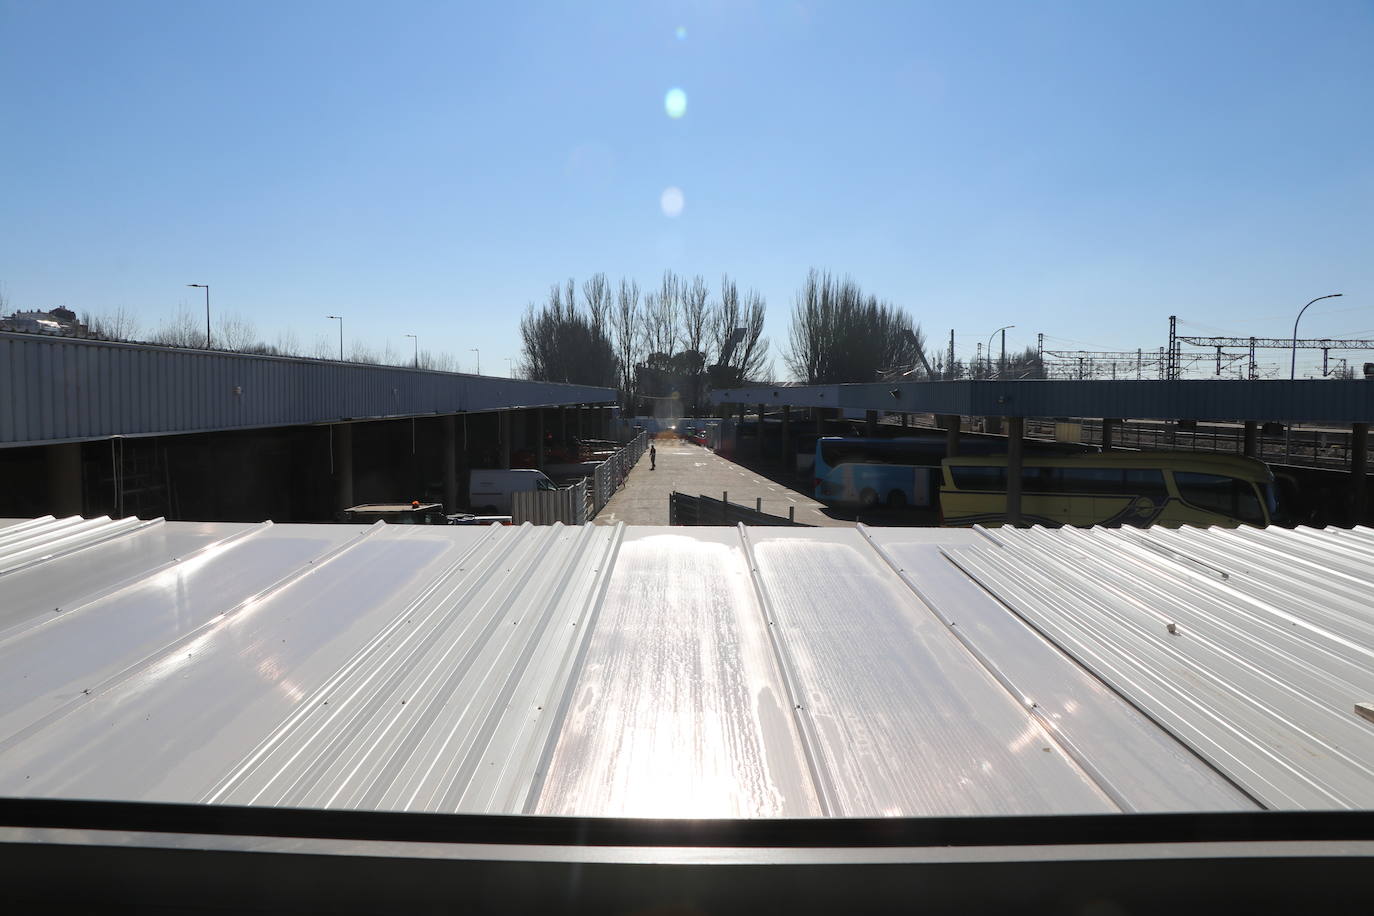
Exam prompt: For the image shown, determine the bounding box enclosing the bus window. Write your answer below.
[1123,469,1169,502]
[1174,472,1265,524]
[950,466,1006,491]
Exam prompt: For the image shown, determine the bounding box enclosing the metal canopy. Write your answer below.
[0,332,616,447]
[0,515,1372,818]
[710,379,1374,423]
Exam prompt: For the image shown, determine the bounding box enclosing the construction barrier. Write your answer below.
[668,491,811,527]
[512,432,647,525]
[512,478,588,526]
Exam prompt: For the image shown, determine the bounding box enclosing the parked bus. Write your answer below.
[939,452,1278,528]
[814,436,1090,509]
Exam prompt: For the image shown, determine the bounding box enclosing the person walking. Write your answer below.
[650,443,657,471]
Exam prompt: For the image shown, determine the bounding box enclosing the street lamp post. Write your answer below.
[405,333,418,368]
[1290,294,1343,380]
[1286,293,1342,460]
[327,315,343,360]
[988,325,1014,378]
[505,357,514,378]
[187,284,210,348]
[471,348,480,375]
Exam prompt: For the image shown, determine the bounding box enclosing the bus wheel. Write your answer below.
[860,488,878,509]
[887,490,907,509]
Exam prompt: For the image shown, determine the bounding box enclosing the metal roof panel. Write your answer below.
[0,518,1369,819]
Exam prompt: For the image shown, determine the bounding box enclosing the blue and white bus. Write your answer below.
[813,437,949,509]
[814,436,1094,509]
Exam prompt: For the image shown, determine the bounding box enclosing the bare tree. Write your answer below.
[274,328,301,357]
[582,273,612,338]
[312,334,336,360]
[708,275,770,387]
[678,275,711,413]
[641,271,680,359]
[738,288,770,382]
[520,281,617,387]
[614,278,642,405]
[682,275,709,358]
[149,309,205,348]
[786,270,925,383]
[348,341,380,364]
[83,306,141,341]
[216,313,259,352]
[422,350,457,372]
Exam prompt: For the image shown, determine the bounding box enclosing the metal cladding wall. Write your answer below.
[712,379,1374,423]
[0,332,616,447]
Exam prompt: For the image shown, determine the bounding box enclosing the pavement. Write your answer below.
[592,438,851,527]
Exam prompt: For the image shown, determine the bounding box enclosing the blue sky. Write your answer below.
[3,0,1372,378]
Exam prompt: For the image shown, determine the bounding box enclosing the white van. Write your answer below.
[468,469,558,513]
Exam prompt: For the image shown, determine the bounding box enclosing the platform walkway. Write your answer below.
[592,439,850,527]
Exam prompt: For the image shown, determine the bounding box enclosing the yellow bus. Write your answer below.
[939,451,1278,528]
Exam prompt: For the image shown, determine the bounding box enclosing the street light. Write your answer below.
[186,284,210,348]
[404,333,418,368]
[471,348,480,375]
[327,315,343,361]
[988,325,1015,378]
[1290,294,1343,380]
[505,357,514,377]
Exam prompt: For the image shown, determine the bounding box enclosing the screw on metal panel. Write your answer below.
[1166,622,1178,635]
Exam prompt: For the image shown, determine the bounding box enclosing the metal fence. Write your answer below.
[512,478,588,526]
[668,491,810,527]
[511,431,647,525]
[590,431,649,517]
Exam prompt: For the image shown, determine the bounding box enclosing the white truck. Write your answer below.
[468,469,559,514]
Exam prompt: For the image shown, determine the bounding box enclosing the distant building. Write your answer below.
[0,308,87,336]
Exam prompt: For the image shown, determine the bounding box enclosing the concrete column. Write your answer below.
[985,415,1003,436]
[535,409,546,469]
[1353,422,1369,526]
[1006,417,1024,527]
[574,405,583,439]
[334,423,354,517]
[1243,420,1258,458]
[942,414,961,458]
[499,411,512,470]
[780,405,791,468]
[865,409,878,438]
[757,403,766,459]
[560,406,568,444]
[1102,418,1119,451]
[442,415,458,512]
[45,442,83,518]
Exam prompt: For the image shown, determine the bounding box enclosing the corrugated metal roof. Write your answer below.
[0,515,1371,817]
[0,332,616,447]
[712,379,1374,423]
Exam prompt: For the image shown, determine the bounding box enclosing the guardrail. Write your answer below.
[590,431,649,518]
[668,491,810,527]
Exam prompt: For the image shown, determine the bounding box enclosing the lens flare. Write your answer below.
[664,87,687,119]
[660,186,685,218]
